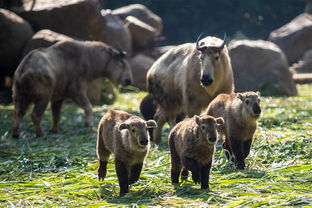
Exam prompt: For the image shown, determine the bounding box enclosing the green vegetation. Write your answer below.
[0,85,311,207]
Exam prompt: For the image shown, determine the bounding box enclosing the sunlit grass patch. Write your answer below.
[0,84,311,207]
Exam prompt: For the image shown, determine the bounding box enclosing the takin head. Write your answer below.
[118,118,157,148]
[196,34,227,87]
[237,91,261,118]
[105,46,133,87]
[194,115,224,144]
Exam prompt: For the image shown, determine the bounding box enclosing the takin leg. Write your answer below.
[243,139,253,159]
[168,132,182,184]
[182,157,200,184]
[12,99,30,138]
[115,158,129,196]
[31,98,49,137]
[50,99,64,133]
[229,138,245,169]
[71,91,93,128]
[97,127,111,181]
[181,168,189,180]
[129,163,143,184]
[153,108,166,145]
[223,140,234,163]
[200,162,212,189]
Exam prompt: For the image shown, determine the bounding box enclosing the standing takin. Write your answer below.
[168,115,224,189]
[147,34,234,144]
[96,110,157,196]
[12,40,133,138]
[207,91,261,169]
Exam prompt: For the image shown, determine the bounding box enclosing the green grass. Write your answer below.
[0,85,311,207]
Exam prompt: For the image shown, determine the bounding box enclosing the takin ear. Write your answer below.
[216,117,224,126]
[194,115,201,125]
[256,91,261,97]
[237,93,245,101]
[118,123,129,131]
[146,120,157,128]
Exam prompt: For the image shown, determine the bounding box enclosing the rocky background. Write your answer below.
[0,0,311,104]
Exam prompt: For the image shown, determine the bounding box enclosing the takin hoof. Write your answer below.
[12,132,19,139]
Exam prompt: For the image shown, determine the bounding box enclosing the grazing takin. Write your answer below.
[207,91,261,169]
[96,110,157,196]
[168,115,224,189]
[147,34,234,144]
[12,40,133,138]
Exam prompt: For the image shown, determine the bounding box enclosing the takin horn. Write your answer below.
[196,33,227,52]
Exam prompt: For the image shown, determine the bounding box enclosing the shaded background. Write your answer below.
[105,0,305,45]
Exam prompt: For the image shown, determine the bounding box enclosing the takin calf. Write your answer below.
[96,110,157,196]
[12,40,133,138]
[147,34,234,144]
[168,115,224,189]
[207,91,261,169]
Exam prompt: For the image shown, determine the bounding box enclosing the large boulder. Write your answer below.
[0,9,33,77]
[268,13,312,65]
[16,0,106,42]
[128,54,155,90]
[125,15,158,50]
[101,9,132,55]
[229,40,297,96]
[112,4,162,35]
[22,29,74,58]
[290,49,312,73]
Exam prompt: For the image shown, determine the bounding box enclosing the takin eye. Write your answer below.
[214,55,219,61]
[131,128,136,133]
[245,100,250,105]
[201,126,206,131]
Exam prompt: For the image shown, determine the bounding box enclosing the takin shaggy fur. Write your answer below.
[147,35,234,144]
[168,115,224,189]
[12,40,133,138]
[207,91,261,169]
[96,110,157,196]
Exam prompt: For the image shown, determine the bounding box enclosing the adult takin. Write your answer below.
[147,34,234,144]
[12,40,133,138]
[168,115,224,189]
[207,91,261,169]
[96,110,157,196]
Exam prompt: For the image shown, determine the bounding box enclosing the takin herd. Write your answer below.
[11,34,262,196]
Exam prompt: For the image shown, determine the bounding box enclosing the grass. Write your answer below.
[0,85,311,207]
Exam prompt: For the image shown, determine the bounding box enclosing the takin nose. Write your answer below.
[201,74,213,87]
[139,138,148,146]
[208,137,217,143]
[253,104,261,116]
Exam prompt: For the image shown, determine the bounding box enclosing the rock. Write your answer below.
[125,15,158,50]
[128,54,155,90]
[101,9,132,55]
[305,0,312,14]
[293,73,312,84]
[16,0,106,42]
[290,49,312,73]
[0,9,33,77]
[229,39,297,96]
[112,4,162,35]
[22,29,74,58]
[268,13,312,65]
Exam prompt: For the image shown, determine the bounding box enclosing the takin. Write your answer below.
[207,91,261,169]
[12,40,133,138]
[96,110,157,196]
[168,115,224,189]
[147,34,234,144]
